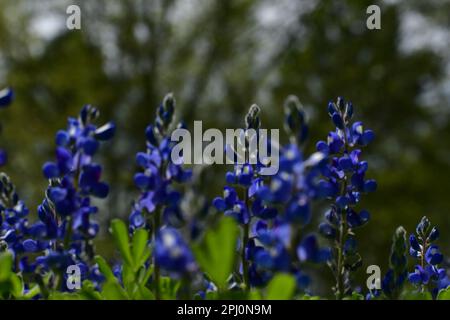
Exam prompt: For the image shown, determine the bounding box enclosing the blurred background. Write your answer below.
[0,0,449,295]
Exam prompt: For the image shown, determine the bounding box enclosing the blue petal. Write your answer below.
[361,130,375,145]
[331,113,344,129]
[91,182,109,198]
[48,187,67,203]
[23,239,38,253]
[82,138,99,156]
[319,222,336,239]
[42,162,59,179]
[363,179,377,193]
[95,122,116,140]
[145,125,158,145]
[213,197,227,211]
[134,173,152,190]
[409,235,421,251]
[0,87,13,107]
[408,272,422,284]
[55,130,70,146]
[0,149,6,166]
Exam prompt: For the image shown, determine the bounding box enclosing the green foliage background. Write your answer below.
[0,0,449,295]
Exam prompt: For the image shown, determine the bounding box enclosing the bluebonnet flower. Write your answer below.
[27,105,115,290]
[247,99,330,291]
[129,93,193,299]
[214,97,329,294]
[317,97,376,299]
[130,93,192,233]
[154,227,197,275]
[0,173,35,270]
[408,216,449,298]
[0,87,13,107]
[213,104,264,291]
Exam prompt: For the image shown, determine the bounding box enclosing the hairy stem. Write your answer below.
[242,187,250,291]
[153,207,161,300]
[335,216,346,300]
[335,120,349,300]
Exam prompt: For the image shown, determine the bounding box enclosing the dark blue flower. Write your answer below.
[154,227,196,275]
[129,96,191,234]
[0,87,13,107]
[425,245,443,266]
[408,265,429,285]
[297,234,331,263]
[407,217,449,295]
[317,97,376,298]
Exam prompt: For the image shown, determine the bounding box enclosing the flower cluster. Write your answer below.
[317,97,376,299]
[0,173,31,262]
[214,97,330,293]
[129,94,195,299]
[26,105,115,290]
[381,226,408,298]
[130,93,192,233]
[366,226,408,300]
[408,216,449,297]
[1,86,449,301]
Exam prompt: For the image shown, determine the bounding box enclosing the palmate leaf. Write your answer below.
[437,287,450,300]
[101,281,129,300]
[343,292,364,300]
[95,255,129,300]
[96,220,154,300]
[265,274,296,300]
[0,252,13,282]
[0,252,27,299]
[193,217,239,290]
[110,219,151,272]
[110,219,134,267]
[95,256,116,282]
[131,228,151,271]
[400,289,433,300]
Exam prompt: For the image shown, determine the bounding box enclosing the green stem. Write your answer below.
[335,118,349,300]
[153,207,161,300]
[63,216,73,250]
[242,187,250,291]
[335,215,346,300]
[420,239,428,293]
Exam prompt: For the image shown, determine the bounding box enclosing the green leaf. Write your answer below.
[343,292,364,300]
[49,292,83,300]
[79,280,102,300]
[95,255,116,282]
[132,228,150,270]
[160,276,181,299]
[22,285,40,300]
[248,290,263,300]
[102,281,129,300]
[9,274,23,298]
[138,264,154,286]
[193,217,239,290]
[0,252,13,282]
[135,285,155,300]
[266,274,296,300]
[111,219,134,267]
[437,287,450,300]
[400,289,433,300]
[122,263,136,296]
[299,294,322,300]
